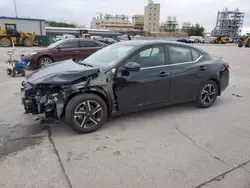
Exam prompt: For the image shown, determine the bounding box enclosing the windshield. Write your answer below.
[47,40,64,49]
[80,44,134,68]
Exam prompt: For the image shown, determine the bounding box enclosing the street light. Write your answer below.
[14,0,18,17]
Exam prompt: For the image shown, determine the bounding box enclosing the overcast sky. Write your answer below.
[0,0,250,32]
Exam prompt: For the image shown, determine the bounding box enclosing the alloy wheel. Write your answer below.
[40,57,52,67]
[201,84,217,105]
[73,100,102,128]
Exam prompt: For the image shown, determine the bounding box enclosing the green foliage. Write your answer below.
[46,20,78,28]
[187,23,205,36]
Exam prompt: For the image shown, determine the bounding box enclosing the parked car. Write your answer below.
[100,37,116,45]
[20,38,107,69]
[177,38,191,43]
[21,40,229,134]
[189,36,205,43]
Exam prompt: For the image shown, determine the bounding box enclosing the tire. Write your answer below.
[238,42,243,48]
[0,37,11,47]
[196,80,218,108]
[38,56,53,68]
[65,93,108,134]
[12,69,16,77]
[23,38,34,47]
[21,69,26,76]
[7,69,11,75]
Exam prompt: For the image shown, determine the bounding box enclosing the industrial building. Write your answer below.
[91,13,131,29]
[160,16,179,33]
[143,0,160,32]
[213,8,244,38]
[0,16,46,35]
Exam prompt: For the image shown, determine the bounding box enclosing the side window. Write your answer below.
[80,41,100,47]
[61,41,79,48]
[168,46,192,64]
[191,49,201,61]
[5,24,16,30]
[130,45,165,68]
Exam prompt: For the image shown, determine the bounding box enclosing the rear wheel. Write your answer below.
[38,56,53,68]
[238,42,243,48]
[196,80,218,108]
[21,69,26,76]
[65,93,108,134]
[0,37,11,47]
[23,38,34,47]
[7,69,11,75]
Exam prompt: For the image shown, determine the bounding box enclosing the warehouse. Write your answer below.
[0,16,49,45]
[0,16,46,35]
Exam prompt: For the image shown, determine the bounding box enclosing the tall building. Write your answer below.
[132,15,144,30]
[143,0,160,32]
[213,8,244,38]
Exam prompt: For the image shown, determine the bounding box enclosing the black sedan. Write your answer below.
[21,41,230,133]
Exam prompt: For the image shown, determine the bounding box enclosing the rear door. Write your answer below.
[53,40,81,61]
[166,45,205,102]
[79,40,103,60]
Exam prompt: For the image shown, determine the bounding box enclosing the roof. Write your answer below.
[118,40,206,53]
[0,16,45,21]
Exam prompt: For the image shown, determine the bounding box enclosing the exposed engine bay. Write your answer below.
[21,60,113,122]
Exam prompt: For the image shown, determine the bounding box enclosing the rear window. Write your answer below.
[191,49,201,61]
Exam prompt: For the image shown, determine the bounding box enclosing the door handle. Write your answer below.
[159,71,170,77]
[199,66,207,71]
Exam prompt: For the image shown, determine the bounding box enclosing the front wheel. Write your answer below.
[65,93,108,134]
[38,56,53,68]
[196,80,218,108]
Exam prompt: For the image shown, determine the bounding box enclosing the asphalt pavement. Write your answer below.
[0,44,250,188]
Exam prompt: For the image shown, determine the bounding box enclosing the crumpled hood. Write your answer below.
[26,59,100,85]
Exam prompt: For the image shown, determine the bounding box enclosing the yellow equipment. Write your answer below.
[238,35,250,48]
[211,35,229,44]
[0,29,37,47]
[79,30,90,39]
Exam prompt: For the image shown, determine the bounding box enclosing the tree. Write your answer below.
[46,20,78,28]
[187,23,205,36]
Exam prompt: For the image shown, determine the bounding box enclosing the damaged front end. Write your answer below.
[21,81,70,121]
[20,59,107,122]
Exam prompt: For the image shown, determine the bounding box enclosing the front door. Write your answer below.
[53,40,81,61]
[115,45,171,110]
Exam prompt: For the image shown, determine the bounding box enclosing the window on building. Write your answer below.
[5,24,17,31]
[154,14,156,16]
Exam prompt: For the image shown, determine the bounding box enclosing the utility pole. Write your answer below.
[14,0,18,17]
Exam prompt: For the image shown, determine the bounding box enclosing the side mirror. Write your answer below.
[124,62,141,72]
[56,46,62,51]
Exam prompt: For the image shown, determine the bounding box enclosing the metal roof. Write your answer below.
[0,16,45,21]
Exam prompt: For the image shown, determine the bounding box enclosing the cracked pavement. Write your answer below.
[0,44,250,188]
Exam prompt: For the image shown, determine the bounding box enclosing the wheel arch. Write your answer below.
[62,87,111,117]
[37,55,55,66]
[207,78,221,96]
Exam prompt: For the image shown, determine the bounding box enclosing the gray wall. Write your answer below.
[0,19,46,35]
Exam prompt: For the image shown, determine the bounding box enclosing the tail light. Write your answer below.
[224,63,230,69]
